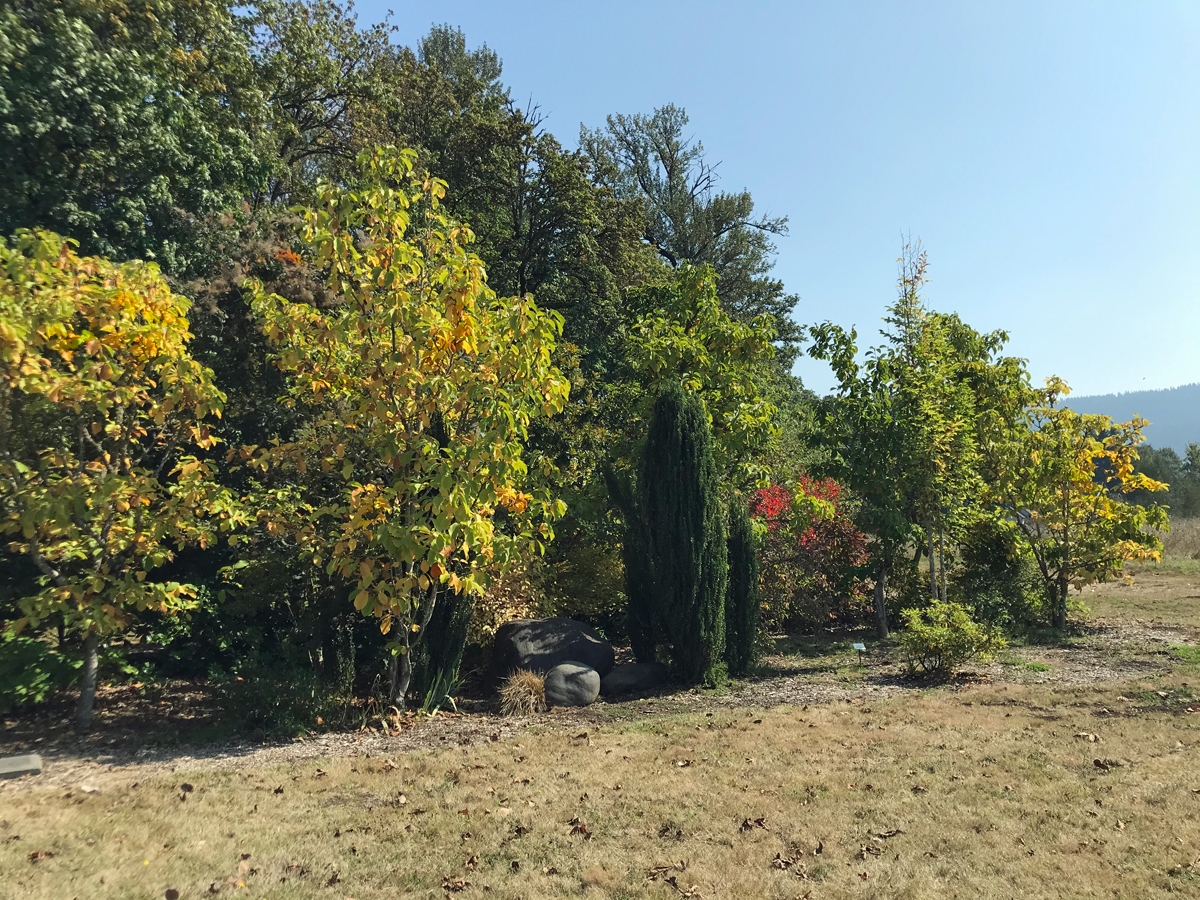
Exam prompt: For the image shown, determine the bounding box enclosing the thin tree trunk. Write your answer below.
[389,645,413,710]
[874,561,890,639]
[1053,574,1069,629]
[938,519,947,601]
[928,524,937,600]
[75,630,100,733]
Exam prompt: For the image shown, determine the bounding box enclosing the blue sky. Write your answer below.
[367,0,1200,397]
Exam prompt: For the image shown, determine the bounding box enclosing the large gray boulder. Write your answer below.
[600,662,670,698]
[490,617,616,681]
[543,661,601,707]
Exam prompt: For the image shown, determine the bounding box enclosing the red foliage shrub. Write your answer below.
[752,478,870,631]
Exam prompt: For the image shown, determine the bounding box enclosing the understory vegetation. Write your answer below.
[0,0,1191,747]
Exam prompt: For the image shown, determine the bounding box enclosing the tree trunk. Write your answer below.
[927,524,937,600]
[389,643,413,711]
[938,519,947,602]
[1053,575,1069,629]
[75,630,100,733]
[874,561,890,639]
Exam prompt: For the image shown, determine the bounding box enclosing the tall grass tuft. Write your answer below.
[499,669,545,716]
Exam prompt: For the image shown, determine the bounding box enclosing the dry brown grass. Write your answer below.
[1161,518,1200,560]
[4,670,1199,899]
[499,669,546,717]
[1083,569,1200,629]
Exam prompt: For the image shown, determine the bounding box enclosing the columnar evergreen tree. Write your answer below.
[724,499,760,676]
[639,384,727,684]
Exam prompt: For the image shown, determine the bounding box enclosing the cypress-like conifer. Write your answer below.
[640,383,727,684]
[724,499,760,676]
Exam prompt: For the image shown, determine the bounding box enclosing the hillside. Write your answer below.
[1066,382,1200,452]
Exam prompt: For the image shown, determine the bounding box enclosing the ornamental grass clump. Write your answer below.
[499,669,546,716]
[900,598,1007,676]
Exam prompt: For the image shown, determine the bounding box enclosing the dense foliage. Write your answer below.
[0,0,1180,731]
[752,478,869,630]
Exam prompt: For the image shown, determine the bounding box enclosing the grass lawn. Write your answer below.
[3,574,1200,899]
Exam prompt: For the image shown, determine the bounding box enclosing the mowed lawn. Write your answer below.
[3,575,1199,900]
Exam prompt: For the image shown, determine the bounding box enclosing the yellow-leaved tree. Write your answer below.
[992,378,1168,628]
[0,231,246,731]
[247,147,570,707]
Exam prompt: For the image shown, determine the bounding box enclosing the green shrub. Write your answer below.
[0,629,81,713]
[900,598,1007,676]
[953,518,1044,626]
[542,544,630,644]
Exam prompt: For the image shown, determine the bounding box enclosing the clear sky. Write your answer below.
[366,0,1200,397]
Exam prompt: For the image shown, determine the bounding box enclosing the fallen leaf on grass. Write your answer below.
[647,861,688,880]
[1093,758,1123,772]
[325,872,339,887]
[739,817,768,832]
[542,866,559,875]
[442,876,471,892]
[858,871,870,881]
[770,853,808,878]
[1075,733,1100,743]
[910,785,929,794]
[465,855,478,870]
[876,830,904,840]
[273,786,284,794]
[665,875,701,897]
[27,850,53,862]
[568,817,592,839]
[675,760,694,768]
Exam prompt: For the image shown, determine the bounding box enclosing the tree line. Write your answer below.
[0,0,1175,731]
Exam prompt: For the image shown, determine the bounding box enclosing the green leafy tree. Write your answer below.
[617,265,779,487]
[724,498,760,676]
[0,0,268,278]
[638,384,727,684]
[580,104,801,363]
[247,146,570,707]
[0,230,246,731]
[246,0,401,205]
[991,380,1168,628]
[809,244,1028,636]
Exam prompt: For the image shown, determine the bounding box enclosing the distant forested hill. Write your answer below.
[1066,383,1200,452]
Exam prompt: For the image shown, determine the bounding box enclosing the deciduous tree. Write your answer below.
[247,146,570,707]
[992,381,1168,628]
[0,230,245,731]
